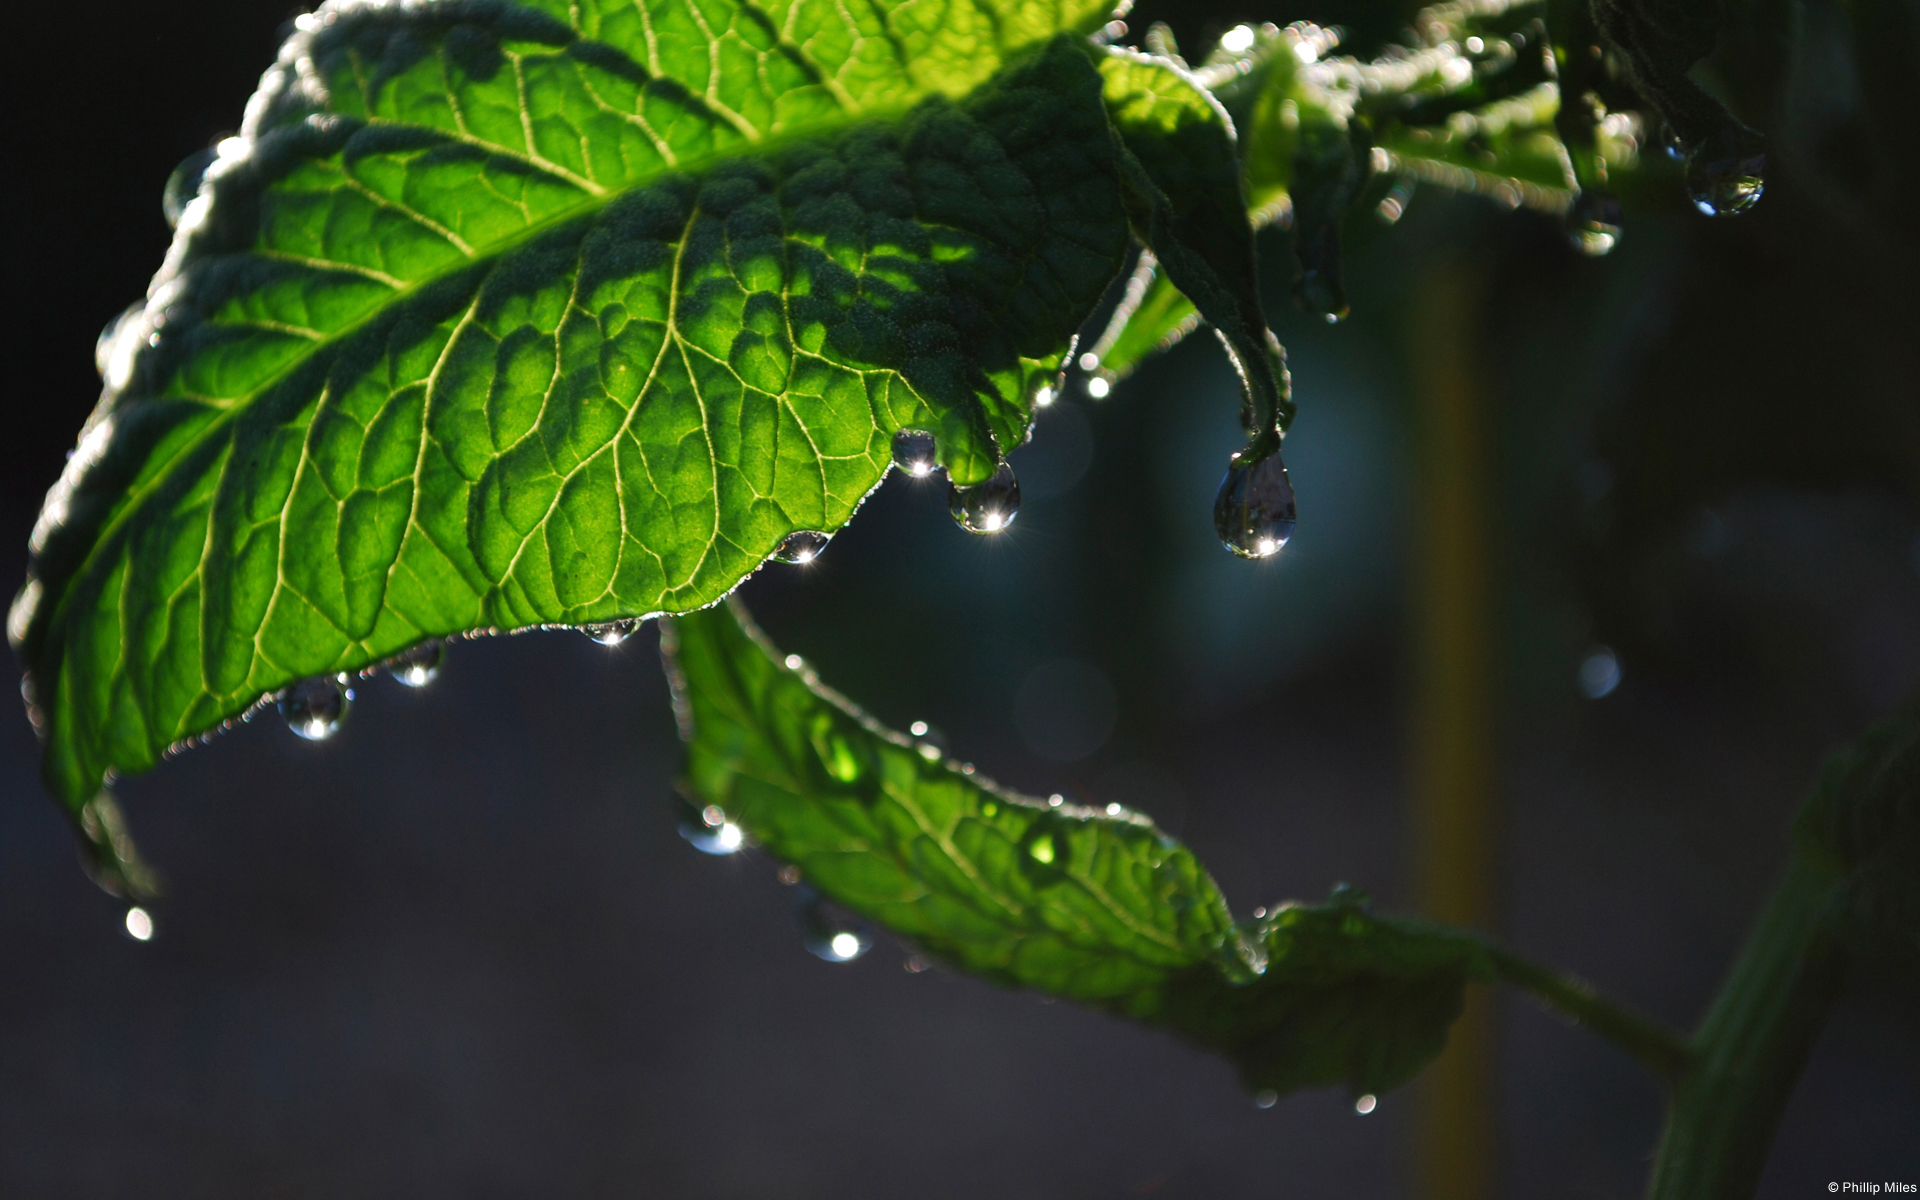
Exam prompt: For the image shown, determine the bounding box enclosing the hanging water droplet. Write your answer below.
[1254,1090,1279,1109]
[772,530,831,564]
[124,906,155,941]
[949,462,1020,534]
[278,674,351,740]
[891,429,939,478]
[95,302,145,382]
[1354,1094,1378,1114]
[1565,190,1623,256]
[1685,127,1766,217]
[385,639,445,687]
[162,146,219,229]
[583,618,642,646]
[677,798,745,855]
[1294,225,1350,322]
[1214,447,1297,558]
[798,889,871,963]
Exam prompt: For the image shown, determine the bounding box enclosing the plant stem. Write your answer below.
[1645,853,1852,1200]
[1488,946,1693,1081]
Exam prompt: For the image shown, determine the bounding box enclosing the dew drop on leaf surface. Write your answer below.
[1566,190,1623,256]
[1686,126,1766,217]
[891,429,939,478]
[1214,449,1297,558]
[385,639,445,688]
[798,890,871,963]
[679,802,744,856]
[583,618,642,647]
[278,675,350,741]
[161,146,217,229]
[949,462,1020,534]
[771,530,831,565]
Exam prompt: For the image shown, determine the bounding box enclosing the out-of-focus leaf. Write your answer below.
[12,0,1131,810]
[666,600,1494,1096]
[1794,714,1920,959]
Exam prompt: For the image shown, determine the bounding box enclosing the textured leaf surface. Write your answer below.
[13,0,1129,808]
[666,600,1494,1096]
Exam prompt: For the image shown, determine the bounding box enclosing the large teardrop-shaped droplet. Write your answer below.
[1685,127,1766,217]
[677,797,745,855]
[583,618,642,646]
[386,639,445,687]
[1565,190,1623,256]
[891,428,939,478]
[1294,227,1350,323]
[949,462,1020,534]
[1213,449,1297,558]
[797,889,872,963]
[772,530,831,564]
[163,146,219,229]
[279,675,351,740]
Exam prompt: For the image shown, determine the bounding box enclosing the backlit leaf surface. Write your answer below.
[667,600,1494,1096]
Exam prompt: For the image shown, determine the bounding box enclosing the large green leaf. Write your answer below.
[666,600,1494,1097]
[13,0,1130,810]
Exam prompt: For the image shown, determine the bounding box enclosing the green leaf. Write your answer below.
[665,600,1494,1097]
[1793,713,1920,958]
[13,0,1132,810]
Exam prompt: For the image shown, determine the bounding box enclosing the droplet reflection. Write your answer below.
[584,618,642,646]
[949,463,1020,534]
[798,889,872,963]
[1354,1094,1378,1115]
[386,639,444,687]
[1577,647,1621,699]
[1214,447,1297,558]
[279,675,351,740]
[772,530,831,564]
[162,147,218,229]
[891,429,939,478]
[1254,1090,1279,1109]
[679,801,745,855]
[124,906,155,941]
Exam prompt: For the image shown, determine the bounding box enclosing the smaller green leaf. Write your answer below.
[665,600,1494,1097]
[1793,713,1920,959]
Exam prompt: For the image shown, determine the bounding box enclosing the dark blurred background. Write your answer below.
[3,0,1917,1196]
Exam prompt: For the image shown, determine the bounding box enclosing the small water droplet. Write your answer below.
[892,429,939,478]
[917,742,941,761]
[1214,447,1297,558]
[784,654,804,671]
[778,864,803,886]
[163,146,219,229]
[909,720,930,737]
[95,302,145,382]
[949,463,1020,534]
[1565,190,1623,256]
[1254,1090,1279,1108]
[583,618,642,646]
[772,530,830,564]
[1085,375,1112,399]
[124,906,155,941]
[798,889,871,963]
[903,953,930,973]
[385,639,445,687]
[1577,646,1621,698]
[1048,793,1064,807]
[678,799,745,855]
[1105,802,1122,816]
[278,675,351,740]
[1294,223,1350,321]
[1354,1094,1378,1114]
[1686,127,1766,217]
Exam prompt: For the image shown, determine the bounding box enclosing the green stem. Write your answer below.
[1488,946,1693,1081]
[1646,853,1852,1200]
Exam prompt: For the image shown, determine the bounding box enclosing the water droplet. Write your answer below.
[1294,223,1350,321]
[1566,190,1623,256]
[1048,793,1064,807]
[909,720,930,737]
[891,429,939,478]
[95,302,145,382]
[1254,1090,1279,1109]
[1577,647,1621,698]
[1686,127,1766,217]
[278,675,351,740]
[1214,447,1297,558]
[1327,882,1371,908]
[124,906,155,941]
[678,800,745,855]
[772,530,831,564]
[778,864,802,885]
[163,146,219,229]
[798,890,871,963]
[1084,375,1112,399]
[583,618,642,646]
[784,654,804,671]
[385,639,444,687]
[1354,1094,1378,1114]
[903,953,931,973]
[949,463,1020,534]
